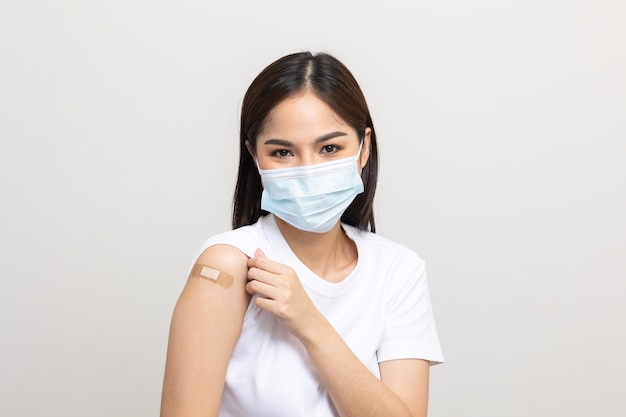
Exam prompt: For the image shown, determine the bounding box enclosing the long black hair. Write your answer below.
[232,52,379,232]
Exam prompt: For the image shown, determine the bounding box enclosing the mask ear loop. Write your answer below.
[248,143,265,187]
[251,149,263,172]
[246,139,261,170]
[253,156,264,187]
[355,137,365,169]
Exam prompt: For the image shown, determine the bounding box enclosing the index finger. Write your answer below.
[247,250,289,274]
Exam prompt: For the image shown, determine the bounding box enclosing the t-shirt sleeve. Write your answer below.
[377,255,444,365]
[188,227,259,272]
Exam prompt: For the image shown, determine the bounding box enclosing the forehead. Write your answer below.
[260,92,351,138]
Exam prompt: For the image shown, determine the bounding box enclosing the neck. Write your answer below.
[274,216,358,283]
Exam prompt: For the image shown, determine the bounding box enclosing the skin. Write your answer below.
[161,91,430,417]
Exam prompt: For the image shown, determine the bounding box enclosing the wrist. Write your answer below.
[294,311,333,349]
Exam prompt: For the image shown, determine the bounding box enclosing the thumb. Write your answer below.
[255,248,266,258]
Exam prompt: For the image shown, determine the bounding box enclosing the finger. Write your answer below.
[248,254,292,276]
[247,248,269,269]
[247,266,279,285]
[254,296,293,321]
[247,253,265,269]
[245,279,258,296]
[246,279,281,300]
[255,296,277,313]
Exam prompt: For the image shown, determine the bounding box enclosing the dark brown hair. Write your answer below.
[232,52,379,232]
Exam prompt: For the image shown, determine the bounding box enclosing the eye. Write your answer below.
[321,144,341,154]
[270,149,293,158]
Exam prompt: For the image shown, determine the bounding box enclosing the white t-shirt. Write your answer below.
[192,214,444,417]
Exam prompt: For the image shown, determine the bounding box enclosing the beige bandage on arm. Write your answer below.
[190,264,234,289]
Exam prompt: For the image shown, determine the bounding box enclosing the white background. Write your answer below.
[1,1,624,416]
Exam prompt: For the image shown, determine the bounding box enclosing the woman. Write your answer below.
[161,52,444,417]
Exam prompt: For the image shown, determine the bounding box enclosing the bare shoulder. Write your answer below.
[177,244,250,306]
[194,244,250,280]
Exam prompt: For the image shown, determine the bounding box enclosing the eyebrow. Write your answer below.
[264,131,348,147]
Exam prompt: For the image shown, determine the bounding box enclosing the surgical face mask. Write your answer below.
[257,144,364,233]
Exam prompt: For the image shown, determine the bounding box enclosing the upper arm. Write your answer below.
[379,359,430,417]
[161,244,250,417]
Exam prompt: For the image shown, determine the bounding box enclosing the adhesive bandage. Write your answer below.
[190,264,234,288]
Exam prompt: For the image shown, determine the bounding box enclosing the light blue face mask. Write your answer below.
[257,143,364,233]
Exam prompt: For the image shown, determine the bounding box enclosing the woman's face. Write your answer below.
[250,92,370,170]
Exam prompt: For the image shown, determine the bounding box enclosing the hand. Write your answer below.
[246,248,321,338]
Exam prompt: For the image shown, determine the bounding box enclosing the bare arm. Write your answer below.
[301,319,430,417]
[380,359,430,417]
[160,244,249,417]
